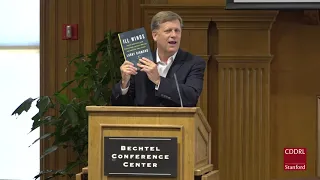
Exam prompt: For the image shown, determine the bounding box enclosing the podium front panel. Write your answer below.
[88,110,197,180]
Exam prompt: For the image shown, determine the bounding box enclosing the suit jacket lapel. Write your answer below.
[152,51,157,64]
[166,49,185,78]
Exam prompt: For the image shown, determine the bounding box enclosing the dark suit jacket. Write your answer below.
[110,48,206,107]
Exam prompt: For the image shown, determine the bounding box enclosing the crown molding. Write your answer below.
[147,0,168,3]
[141,4,213,29]
[215,55,273,63]
[141,4,225,18]
[199,55,212,62]
[141,4,278,30]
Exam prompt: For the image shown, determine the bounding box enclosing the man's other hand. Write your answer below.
[137,57,160,85]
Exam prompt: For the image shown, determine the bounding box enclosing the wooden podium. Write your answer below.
[76,106,219,180]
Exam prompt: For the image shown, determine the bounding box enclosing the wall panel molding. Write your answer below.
[215,55,273,63]
[216,55,272,180]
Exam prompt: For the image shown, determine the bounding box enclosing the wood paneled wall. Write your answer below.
[83,0,149,54]
[270,11,320,179]
[41,0,320,180]
[40,0,84,179]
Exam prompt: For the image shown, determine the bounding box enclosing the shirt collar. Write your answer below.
[156,49,178,65]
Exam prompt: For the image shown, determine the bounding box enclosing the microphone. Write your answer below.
[174,73,183,107]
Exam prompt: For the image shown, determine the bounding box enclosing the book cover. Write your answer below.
[118,27,154,68]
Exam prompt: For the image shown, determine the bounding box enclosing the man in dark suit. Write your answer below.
[111,11,206,107]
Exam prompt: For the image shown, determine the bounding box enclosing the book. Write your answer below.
[118,27,154,68]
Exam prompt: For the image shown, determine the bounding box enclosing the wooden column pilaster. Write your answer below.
[213,10,278,180]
